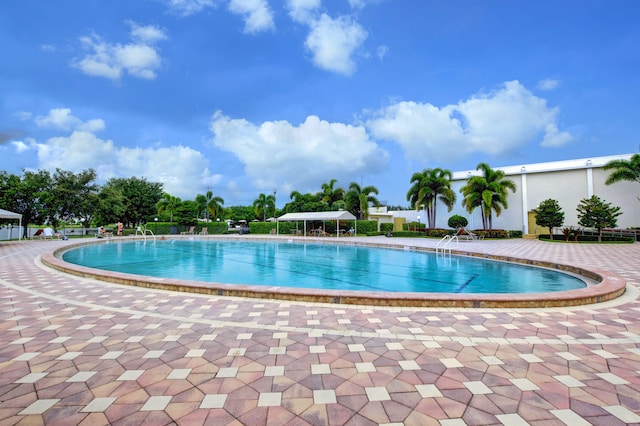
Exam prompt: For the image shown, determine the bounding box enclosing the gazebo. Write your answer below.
[0,208,23,240]
[276,211,357,236]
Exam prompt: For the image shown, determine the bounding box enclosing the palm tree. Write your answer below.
[460,163,516,230]
[604,154,640,186]
[406,168,456,228]
[253,193,275,221]
[156,193,181,223]
[195,190,224,221]
[345,182,380,220]
[318,179,345,209]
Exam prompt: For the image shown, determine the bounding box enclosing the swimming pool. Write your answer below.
[62,239,586,294]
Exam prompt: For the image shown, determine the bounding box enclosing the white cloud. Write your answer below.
[540,123,572,147]
[537,78,561,91]
[165,0,217,16]
[304,14,368,75]
[72,23,167,81]
[12,140,32,153]
[348,0,384,9]
[34,131,214,199]
[367,80,573,161]
[210,111,388,192]
[228,0,275,34]
[129,21,169,43]
[35,108,105,132]
[376,45,388,60]
[286,0,321,23]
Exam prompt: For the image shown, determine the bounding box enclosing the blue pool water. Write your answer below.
[62,240,587,294]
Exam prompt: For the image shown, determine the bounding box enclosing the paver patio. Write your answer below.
[0,237,639,425]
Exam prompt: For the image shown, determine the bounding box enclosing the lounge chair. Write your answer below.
[181,226,195,235]
[456,228,482,241]
[199,227,209,236]
[42,227,60,240]
[32,229,44,240]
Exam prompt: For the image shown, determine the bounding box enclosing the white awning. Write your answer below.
[276,211,357,237]
[0,208,21,220]
[277,211,357,222]
[0,208,22,240]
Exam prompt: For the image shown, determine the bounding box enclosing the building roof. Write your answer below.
[452,153,635,179]
[0,208,21,220]
[277,211,357,222]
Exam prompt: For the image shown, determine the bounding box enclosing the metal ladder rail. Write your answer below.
[135,226,156,242]
[435,235,451,254]
[437,235,458,255]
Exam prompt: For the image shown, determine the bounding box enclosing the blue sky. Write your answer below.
[1,0,639,207]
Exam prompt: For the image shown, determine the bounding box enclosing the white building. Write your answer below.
[378,154,639,235]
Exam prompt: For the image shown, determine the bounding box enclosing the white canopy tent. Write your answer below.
[0,208,23,240]
[276,211,357,236]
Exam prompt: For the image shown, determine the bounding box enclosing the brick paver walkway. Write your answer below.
[1,237,639,425]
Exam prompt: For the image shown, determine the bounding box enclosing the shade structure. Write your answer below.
[276,211,357,236]
[0,208,22,240]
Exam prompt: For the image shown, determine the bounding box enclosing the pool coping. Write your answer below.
[41,236,627,308]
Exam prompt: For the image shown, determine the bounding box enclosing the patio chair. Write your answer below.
[181,226,195,235]
[199,227,209,236]
[42,227,60,240]
[317,228,331,237]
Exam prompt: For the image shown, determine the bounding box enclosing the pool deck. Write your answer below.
[1,237,640,425]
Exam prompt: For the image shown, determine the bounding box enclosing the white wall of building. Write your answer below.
[388,154,639,232]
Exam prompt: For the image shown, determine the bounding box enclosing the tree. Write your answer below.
[345,182,380,220]
[576,195,622,242]
[604,154,640,200]
[156,193,181,223]
[533,199,564,240]
[103,177,163,227]
[460,163,517,230]
[226,205,257,222]
[318,179,344,209]
[406,168,456,228]
[94,185,125,227]
[253,193,275,221]
[447,215,468,229]
[196,191,225,221]
[284,191,324,213]
[50,168,98,228]
[0,170,53,238]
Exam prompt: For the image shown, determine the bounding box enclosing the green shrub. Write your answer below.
[249,222,275,234]
[540,234,633,243]
[200,222,228,234]
[447,215,468,229]
[427,228,451,238]
[404,221,422,230]
[380,223,394,233]
[509,230,523,238]
[355,220,377,234]
[390,230,422,238]
[474,229,510,239]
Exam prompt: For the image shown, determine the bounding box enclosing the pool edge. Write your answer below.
[41,237,627,309]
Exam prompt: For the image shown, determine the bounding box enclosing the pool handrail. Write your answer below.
[436,235,458,254]
[135,226,156,242]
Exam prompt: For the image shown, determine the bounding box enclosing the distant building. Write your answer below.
[378,154,639,235]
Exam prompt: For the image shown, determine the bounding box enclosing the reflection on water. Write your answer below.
[62,240,587,294]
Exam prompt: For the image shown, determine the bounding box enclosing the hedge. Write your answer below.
[380,223,394,233]
[146,222,229,235]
